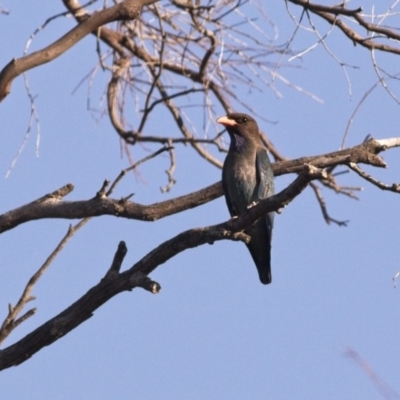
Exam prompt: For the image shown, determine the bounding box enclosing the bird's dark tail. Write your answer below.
[251,247,272,285]
[246,218,272,285]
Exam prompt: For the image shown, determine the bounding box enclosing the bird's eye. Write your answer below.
[242,117,248,123]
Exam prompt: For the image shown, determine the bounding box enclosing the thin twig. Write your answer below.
[349,162,400,193]
[309,182,349,226]
[106,144,173,196]
[0,218,90,345]
[161,140,177,193]
[345,346,400,400]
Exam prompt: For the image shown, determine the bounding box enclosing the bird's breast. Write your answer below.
[223,152,257,215]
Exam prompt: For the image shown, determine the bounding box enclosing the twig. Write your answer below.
[161,140,177,193]
[345,346,400,400]
[341,80,381,149]
[137,3,165,133]
[0,6,9,15]
[5,74,41,178]
[288,0,400,56]
[106,144,173,196]
[349,162,400,193]
[309,182,349,226]
[104,241,128,279]
[0,218,90,345]
[393,271,400,288]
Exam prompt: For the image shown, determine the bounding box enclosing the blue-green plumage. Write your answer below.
[218,113,275,284]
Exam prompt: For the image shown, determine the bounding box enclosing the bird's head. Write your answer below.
[217,113,260,148]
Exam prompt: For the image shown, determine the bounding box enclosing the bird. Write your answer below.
[217,113,275,284]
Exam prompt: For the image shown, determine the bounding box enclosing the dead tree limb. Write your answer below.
[0,0,159,101]
[1,136,397,233]
[0,164,326,370]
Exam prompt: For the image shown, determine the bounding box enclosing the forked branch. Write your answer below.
[1,136,398,233]
[0,0,159,101]
[288,0,400,55]
[0,163,326,370]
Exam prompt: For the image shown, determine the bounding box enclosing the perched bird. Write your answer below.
[218,113,275,284]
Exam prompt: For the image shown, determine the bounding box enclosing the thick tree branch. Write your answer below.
[0,0,159,101]
[274,137,388,173]
[0,164,325,370]
[0,182,223,234]
[0,137,397,233]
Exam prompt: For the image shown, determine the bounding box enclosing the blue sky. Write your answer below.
[1,1,400,399]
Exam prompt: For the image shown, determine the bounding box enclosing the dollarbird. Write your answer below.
[218,113,275,284]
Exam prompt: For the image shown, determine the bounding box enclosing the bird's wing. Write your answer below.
[256,147,274,200]
[222,163,236,217]
[255,147,275,232]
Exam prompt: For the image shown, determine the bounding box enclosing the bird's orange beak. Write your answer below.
[217,116,237,127]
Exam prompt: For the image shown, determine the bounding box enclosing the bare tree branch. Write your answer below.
[60,0,293,169]
[106,144,173,197]
[287,0,400,55]
[0,163,326,370]
[2,0,400,375]
[0,0,159,101]
[349,163,400,193]
[0,218,90,345]
[1,136,397,233]
[309,182,349,226]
